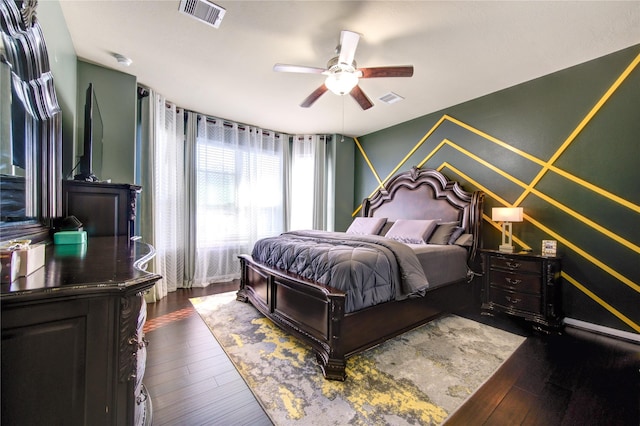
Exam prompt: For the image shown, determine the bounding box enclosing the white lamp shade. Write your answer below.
[492,207,523,222]
[325,71,359,95]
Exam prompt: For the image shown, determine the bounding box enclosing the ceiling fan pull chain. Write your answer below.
[341,96,345,143]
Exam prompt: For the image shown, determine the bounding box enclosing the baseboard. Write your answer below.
[563,317,640,343]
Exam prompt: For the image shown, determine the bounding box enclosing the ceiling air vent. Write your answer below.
[179,0,226,29]
[379,92,405,104]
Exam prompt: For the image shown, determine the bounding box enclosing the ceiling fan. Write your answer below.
[273,30,414,110]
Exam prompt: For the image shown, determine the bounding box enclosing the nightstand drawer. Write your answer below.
[490,256,540,274]
[490,270,541,293]
[489,287,542,314]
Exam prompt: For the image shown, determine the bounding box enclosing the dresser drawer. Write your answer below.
[490,256,540,274]
[489,270,541,294]
[489,287,542,314]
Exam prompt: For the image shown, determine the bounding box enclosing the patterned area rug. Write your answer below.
[191,292,525,425]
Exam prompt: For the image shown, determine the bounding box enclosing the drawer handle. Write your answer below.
[505,296,521,304]
[504,277,522,286]
[505,261,521,269]
[136,389,148,405]
[128,336,149,350]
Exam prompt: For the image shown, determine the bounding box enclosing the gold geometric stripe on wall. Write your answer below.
[353,52,640,333]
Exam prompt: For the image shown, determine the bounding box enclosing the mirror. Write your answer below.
[0,0,61,242]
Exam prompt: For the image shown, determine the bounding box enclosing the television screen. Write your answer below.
[75,83,103,181]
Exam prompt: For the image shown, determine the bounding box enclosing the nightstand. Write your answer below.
[481,249,563,333]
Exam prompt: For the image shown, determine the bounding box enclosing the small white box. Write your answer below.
[1,250,20,283]
[17,243,46,277]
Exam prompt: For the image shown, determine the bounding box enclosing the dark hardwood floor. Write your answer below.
[144,282,272,426]
[448,312,640,425]
[145,283,639,426]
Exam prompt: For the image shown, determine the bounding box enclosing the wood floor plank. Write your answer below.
[153,378,265,425]
[484,386,536,425]
[522,382,571,426]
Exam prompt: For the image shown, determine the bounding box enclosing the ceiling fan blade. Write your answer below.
[350,85,374,110]
[338,30,360,66]
[273,63,327,74]
[359,66,414,78]
[300,84,328,108]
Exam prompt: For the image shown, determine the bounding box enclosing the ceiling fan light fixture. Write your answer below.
[325,71,359,95]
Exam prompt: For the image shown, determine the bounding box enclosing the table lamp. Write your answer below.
[492,207,523,253]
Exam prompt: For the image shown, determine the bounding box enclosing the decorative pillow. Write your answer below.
[448,226,465,245]
[453,233,474,246]
[346,217,387,235]
[378,221,394,236]
[428,222,460,245]
[384,219,438,244]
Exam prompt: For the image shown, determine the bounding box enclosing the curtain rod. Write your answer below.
[203,116,284,138]
[137,84,323,140]
[295,135,332,142]
[137,86,149,98]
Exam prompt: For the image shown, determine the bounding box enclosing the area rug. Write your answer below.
[190,292,525,425]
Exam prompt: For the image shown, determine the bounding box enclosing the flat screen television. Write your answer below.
[74,83,103,182]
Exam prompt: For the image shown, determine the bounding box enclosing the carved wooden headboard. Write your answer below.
[361,167,484,268]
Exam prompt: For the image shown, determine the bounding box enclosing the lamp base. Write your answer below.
[498,244,514,253]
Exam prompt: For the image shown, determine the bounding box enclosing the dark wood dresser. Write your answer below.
[62,180,141,239]
[1,237,161,425]
[481,249,563,333]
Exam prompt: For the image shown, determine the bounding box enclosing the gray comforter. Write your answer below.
[251,230,430,313]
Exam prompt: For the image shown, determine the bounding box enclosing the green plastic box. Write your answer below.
[53,230,87,245]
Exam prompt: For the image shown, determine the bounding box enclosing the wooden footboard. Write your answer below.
[237,254,475,380]
[237,254,348,380]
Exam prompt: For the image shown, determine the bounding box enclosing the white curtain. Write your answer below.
[290,135,329,231]
[190,116,286,285]
[137,89,336,293]
[139,91,187,300]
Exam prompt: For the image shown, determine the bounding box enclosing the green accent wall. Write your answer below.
[76,61,137,184]
[331,134,356,232]
[353,44,640,335]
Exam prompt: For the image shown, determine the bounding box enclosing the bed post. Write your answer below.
[236,256,248,302]
[468,191,485,274]
[316,296,347,381]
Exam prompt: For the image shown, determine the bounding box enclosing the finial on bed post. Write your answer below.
[409,166,420,181]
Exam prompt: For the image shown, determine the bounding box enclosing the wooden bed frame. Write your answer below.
[237,167,484,380]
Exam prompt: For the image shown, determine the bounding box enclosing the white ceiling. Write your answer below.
[58,1,640,137]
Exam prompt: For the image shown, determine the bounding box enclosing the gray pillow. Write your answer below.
[384,219,438,244]
[448,226,465,245]
[453,233,474,246]
[428,222,460,245]
[346,217,387,235]
[378,221,394,236]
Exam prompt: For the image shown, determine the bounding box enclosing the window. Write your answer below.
[196,119,284,248]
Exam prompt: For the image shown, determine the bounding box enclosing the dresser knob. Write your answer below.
[505,277,522,285]
[128,336,149,349]
[505,261,521,269]
[505,296,521,304]
[136,390,148,405]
